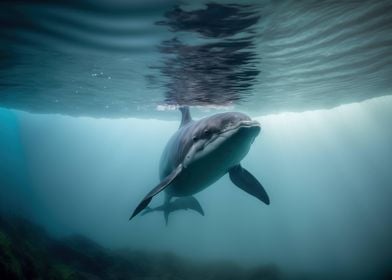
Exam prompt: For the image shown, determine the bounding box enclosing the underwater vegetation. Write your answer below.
[0,214,300,280]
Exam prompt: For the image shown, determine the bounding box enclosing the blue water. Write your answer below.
[0,1,392,279]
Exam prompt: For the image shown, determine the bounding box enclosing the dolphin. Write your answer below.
[130,107,269,223]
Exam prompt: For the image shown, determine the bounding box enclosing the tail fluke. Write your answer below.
[138,196,204,224]
[141,206,154,216]
[171,196,204,216]
[164,209,169,226]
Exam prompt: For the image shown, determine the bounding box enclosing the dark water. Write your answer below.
[1,1,392,279]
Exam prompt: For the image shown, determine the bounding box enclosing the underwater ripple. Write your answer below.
[0,0,391,118]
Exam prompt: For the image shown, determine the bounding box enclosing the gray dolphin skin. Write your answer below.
[130,107,269,224]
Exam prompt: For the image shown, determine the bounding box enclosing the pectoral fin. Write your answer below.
[229,165,270,205]
[129,164,183,220]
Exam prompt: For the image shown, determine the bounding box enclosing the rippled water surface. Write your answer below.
[1,0,391,117]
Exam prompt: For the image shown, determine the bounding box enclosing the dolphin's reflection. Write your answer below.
[154,3,261,106]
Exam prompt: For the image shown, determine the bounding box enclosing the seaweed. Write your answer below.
[0,214,289,280]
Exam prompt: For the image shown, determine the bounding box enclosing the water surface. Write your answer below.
[0,0,391,117]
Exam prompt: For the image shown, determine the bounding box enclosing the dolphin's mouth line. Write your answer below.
[219,120,260,135]
[200,120,260,149]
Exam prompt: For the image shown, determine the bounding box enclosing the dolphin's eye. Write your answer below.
[204,129,211,137]
[192,136,198,142]
[224,122,233,129]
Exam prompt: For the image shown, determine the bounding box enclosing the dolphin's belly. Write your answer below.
[167,160,227,196]
[165,130,253,197]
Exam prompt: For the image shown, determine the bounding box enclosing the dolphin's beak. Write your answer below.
[237,120,261,137]
[220,120,261,135]
[238,120,260,128]
[218,119,261,138]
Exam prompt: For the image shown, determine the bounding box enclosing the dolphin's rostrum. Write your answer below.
[130,107,269,224]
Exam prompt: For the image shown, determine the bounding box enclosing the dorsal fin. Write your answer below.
[179,106,192,127]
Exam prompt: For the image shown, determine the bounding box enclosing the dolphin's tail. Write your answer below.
[165,196,205,225]
[140,206,154,216]
[140,196,204,225]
